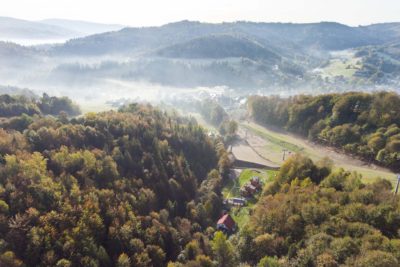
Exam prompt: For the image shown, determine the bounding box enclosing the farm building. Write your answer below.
[217,214,236,233]
[250,176,262,189]
[240,183,257,197]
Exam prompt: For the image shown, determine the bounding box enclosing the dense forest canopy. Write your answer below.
[248,92,400,171]
[235,154,400,267]
[1,93,400,267]
[0,98,232,266]
[0,93,81,118]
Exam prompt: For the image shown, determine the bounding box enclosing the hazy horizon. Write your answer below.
[2,0,400,27]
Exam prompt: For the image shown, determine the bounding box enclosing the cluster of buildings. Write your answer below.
[240,176,262,197]
[217,176,264,234]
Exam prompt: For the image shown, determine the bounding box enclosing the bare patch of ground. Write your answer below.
[231,137,280,168]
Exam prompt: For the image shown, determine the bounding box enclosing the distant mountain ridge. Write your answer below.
[0,16,125,44]
[39,18,124,36]
[2,19,400,92]
[52,20,398,56]
[361,22,400,43]
[0,16,77,39]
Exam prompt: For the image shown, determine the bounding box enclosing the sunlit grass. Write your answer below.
[222,168,278,229]
[243,122,396,181]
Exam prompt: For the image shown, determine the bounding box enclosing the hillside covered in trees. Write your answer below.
[235,154,400,266]
[0,97,232,266]
[248,92,400,171]
[0,93,81,118]
[2,93,400,267]
[5,21,400,94]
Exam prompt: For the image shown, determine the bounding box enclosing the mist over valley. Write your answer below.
[2,20,400,110]
[2,7,400,266]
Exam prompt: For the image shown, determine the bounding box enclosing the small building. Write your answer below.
[250,176,262,189]
[217,214,236,233]
[240,182,259,197]
[245,184,257,194]
[226,197,246,207]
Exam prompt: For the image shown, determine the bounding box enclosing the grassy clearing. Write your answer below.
[322,59,359,78]
[222,169,272,199]
[223,168,278,228]
[222,178,239,199]
[231,207,252,228]
[320,51,361,79]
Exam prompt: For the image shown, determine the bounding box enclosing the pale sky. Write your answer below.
[2,0,400,26]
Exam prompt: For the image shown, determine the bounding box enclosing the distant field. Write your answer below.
[322,58,359,78]
[241,122,396,183]
[318,50,361,78]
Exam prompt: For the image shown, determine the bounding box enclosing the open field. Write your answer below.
[241,122,396,183]
[237,126,301,165]
[321,58,359,78]
[317,50,361,79]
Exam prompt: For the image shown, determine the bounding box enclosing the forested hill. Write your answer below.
[156,35,281,62]
[248,91,400,171]
[0,93,81,118]
[237,154,400,266]
[0,99,231,266]
[3,21,400,91]
[52,21,385,56]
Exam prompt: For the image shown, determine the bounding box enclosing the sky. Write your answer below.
[2,0,400,26]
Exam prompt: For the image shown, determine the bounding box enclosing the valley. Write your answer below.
[1,10,400,266]
[2,20,400,102]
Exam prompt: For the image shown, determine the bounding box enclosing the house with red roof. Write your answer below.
[217,214,236,233]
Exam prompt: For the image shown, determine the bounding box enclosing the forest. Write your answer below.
[0,94,81,118]
[1,93,400,267]
[0,95,232,266]
[235,154,400,266]
[248,92,400,171]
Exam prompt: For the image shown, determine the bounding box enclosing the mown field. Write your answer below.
[241,122,396,183]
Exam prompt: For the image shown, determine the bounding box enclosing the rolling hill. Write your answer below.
[156,34,281,62]
[2,20,400,92]
[0,16,77,40]
[362,22,400,43]
[52,21,387,56]
[39,18,124,36]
